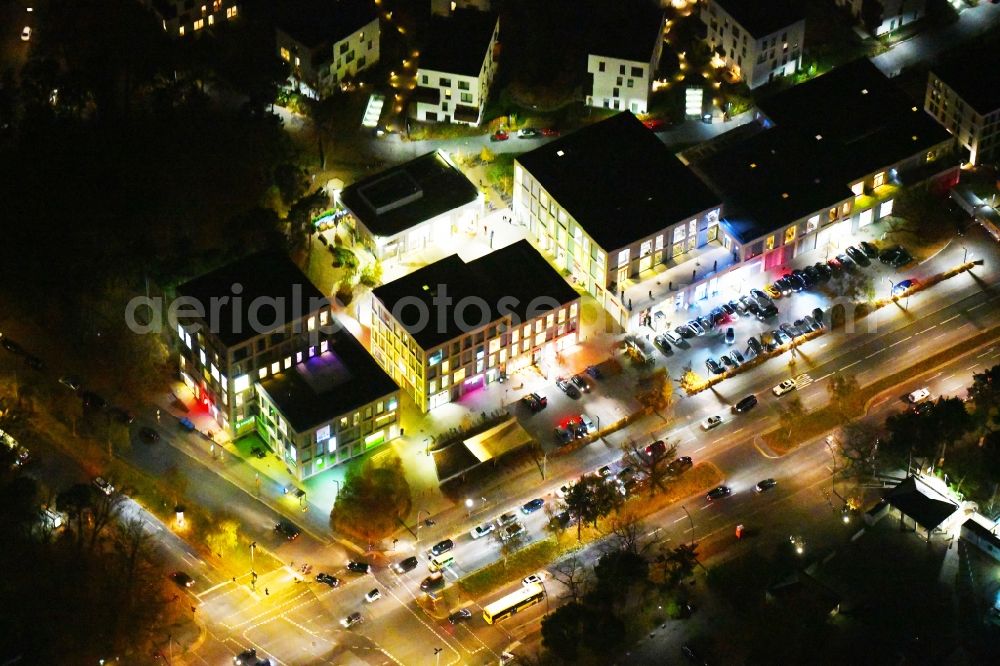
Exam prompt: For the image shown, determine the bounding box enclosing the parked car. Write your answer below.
[274,521,301,540]
[341,612,363,627]
[394,556,419,574]
[757,303,779,320]
[541,127,560,136]
[250,445,267,458]
[701,415,722,430]
[907,387,931,403]
[496,512,519,528]
[803,265,821,285]
[747,337,764,356]
[522,573,543,586]
[81,391,107,410]
[521,498,545,515]
[755,478,778,493]
[721,354,737,369]
[490,129,509,141]
[59,375,82,391]
[585,364,602,379]
[517,127,539,138]
[109,407,134,424]
[499,523,525,542]
[347,560,370,574]
[686,319,706,336]
[430,539,454,557]
[553,427,573,445]
[846,245,870,266]
[234,648,266,665]
[773,379,797,396]
[827,255,843,271]
[570,374,591,392]
[138,427,160,444]
[812,307,825,324]
[365,588,382,603]
[448,609,473,624]
[733,395,758,413]
[772,328,791,345]
[721,301,738,317]
[728,349,745,365]
[764,283,783,300]
[836,253,855,268]
[316,572,340,587]
[642,117,666,131]
[705,357,725,375]
[879,245,912,267]
[859,240,879,258]
[580,414,596,433]
[654,334,672,353]
[661,330,684,346]
[724,327,735,345]
[21,26,31,41]
[813,262,833,281]
[675,324,696,339]
[470,523,495,539]
[803,315,822,332]
[522,393,547,412]
[740,295,762,316]
[706,485,733,500]
[1,337,24,355]
[892,278,919,297]
[645,440,667,459]
[92,476,114,496]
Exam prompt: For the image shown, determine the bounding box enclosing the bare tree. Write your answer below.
[608,510,649,556]
[619,438,678,496]
[491,521,528,567]
[550,555,589,603]
[88,487,126,554]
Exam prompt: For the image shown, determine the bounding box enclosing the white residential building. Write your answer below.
[702,0,805,89]
[276,0,380,99]
[414,9,499,126]
[585,8,665,114]
[925,48,1000,166]
[834,0,926,36]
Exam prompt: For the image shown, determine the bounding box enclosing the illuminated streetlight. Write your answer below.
[465,498,474,517]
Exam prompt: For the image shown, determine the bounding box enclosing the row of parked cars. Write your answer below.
[763,241,912,300]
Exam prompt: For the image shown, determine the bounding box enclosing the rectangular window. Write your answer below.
[784,226,796,244]
[631,66,642,77]
[873,171,885,188]
[673,226,685,244]
[461,93,473,104]
[806,215,819,233]
[617,249,630,267]
[766,235,775,251]
[440,77,451,87]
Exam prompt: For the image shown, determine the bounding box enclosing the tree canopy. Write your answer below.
[329,453,412,545]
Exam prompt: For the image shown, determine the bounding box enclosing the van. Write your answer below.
[428,553,455,572]
[733,395,758,413]
[625,336,655,364]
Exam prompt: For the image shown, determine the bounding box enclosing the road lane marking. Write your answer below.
[841,361,860,370]
[888,339,907,348]
[865,349,884,359]
[927,372,943,381]
[815,373,832,383]
[917,325,937,334]
[694,446,706,453]
[977,347,996,358]
[969,303,986,311]
[941,315,960,324]
[732,427,745,434]
[967,364,980,371]
[673,516,686,524]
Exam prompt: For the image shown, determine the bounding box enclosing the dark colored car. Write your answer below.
[552,511,571,528]
[911,400,933,415]
[846,245,870,266]
[170,571,194,588]
[682,645,707,664]
[757,303,779,320]
[813,262,833,281]
[675,324,696,339]
[523,393,547,412]
[316,572,340,587]
[802,265,821,285]
[555,377,581,399]
[721,353,737,369]
[755,478,778,493]
[667,456,693,475]
[733,395,758,413]
[645,440,667,459]
[803,315,822,332]
[653,334,672,353]
[421,573,446,592]
[697,315,714,333]
[880,246,913,267]
[553,427,572,445]
[786,272,807,291]
[859,240,879,258]
[728,349,745,365]
[341,612,363,627]
[110,407,134,424]
[430,539,454,557]
[721,301,738,317]
[521,498,545,515]
[836,253,855,269]
[347,560,370,574]
[138,427,160,444]
[740,295,762,316]
[747,337,764,356]
[585,365,602,379]
[812,307,825,324]
[394,556,419,573]
[570,374,591,392]
[706,485,733,500]
[772,328,791,345]
[705,358,725,375]
[80,391,108,410]
[449,609,473,624]
[1,338,24,354]
[274,521,301,540]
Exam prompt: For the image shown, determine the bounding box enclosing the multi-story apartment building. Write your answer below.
[369,240,580,412]
[834,0,925,37]
[514,112,723,327]
[701,0,805,89]
[431,0,491,16]
[692,59,957,274]
[175,251,336,438]
[584,7,664,114]
[276,0,380,99]
[925,48,1000,166]
[338,151,482,263]
[413,8,499,125]
[142,0,239,37]
[255,328,400,481]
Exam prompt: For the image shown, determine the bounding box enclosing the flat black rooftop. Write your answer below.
[340,151,479,238]
[516,112,721,251]
[712,0,804,37]
[177,251,326,347]
[276,0,377,49]
[586,2,663,63]
[698,60,954,243]
[932,46,1000,115]
[257,329,398,433]
[372,240,580,350]
[418,8,497,77]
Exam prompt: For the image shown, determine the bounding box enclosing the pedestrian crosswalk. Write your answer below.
[794,373,814,389]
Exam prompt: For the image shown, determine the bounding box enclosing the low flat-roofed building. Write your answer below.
[693,59,957,273]
[514,111,722,327]
[413,8,500,125]
[255,328,400,480]
[370,240,580,412]
[926,46,1000,166]
[584,4,665,114]
[338,151,482,263]
[176,251,333,437]
[275,0,380,99]
[702,0,805,89]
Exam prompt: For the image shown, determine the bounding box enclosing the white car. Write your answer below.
[470,522,495,539]
[772,379,797,397]
[701,415,722,430]
[907,387,930,404]
[21,26,31,41]
[92,476,114,496]
[579,414,595,433]
[365,588,382,603]
[522,573,543,586]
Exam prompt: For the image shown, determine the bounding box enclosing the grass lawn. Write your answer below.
[458,538,560,598]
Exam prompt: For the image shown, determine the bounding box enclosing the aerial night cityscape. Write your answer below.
[4,0,1000,664]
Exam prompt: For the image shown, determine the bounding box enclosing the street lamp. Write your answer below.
[680,505,695,546]
[249,541,257,591]
[465,498,474,517]
[416,508,430,549]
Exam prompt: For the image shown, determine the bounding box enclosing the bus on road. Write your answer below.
[482,583,545,624]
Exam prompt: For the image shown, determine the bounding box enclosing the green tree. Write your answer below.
[968,364,1000,431]
[206,518,240,558]
[654,542,700,588]
[636,367,675,419]
[827,372,861,418]
[837,420,881,478]
[563,475,617,541]
[359,260,383,287]
[330,453,412,546]
[286,189,328,254]
[594,550,649,595]
[541,602,588,661]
